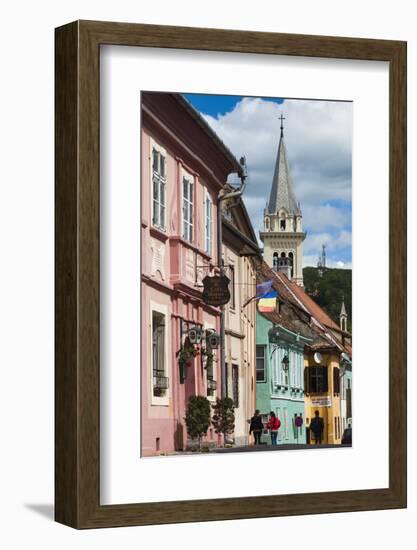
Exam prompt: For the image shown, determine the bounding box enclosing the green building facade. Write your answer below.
[256,311,311,445]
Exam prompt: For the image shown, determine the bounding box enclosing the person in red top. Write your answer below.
[266,411,281,445]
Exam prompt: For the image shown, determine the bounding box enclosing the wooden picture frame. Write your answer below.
[55,20,407,528]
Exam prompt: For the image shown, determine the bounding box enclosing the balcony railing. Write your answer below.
[207,379,217,391]
[153,375,169,390]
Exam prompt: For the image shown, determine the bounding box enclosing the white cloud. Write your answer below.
[204,97,353,208]
[200,96,352,264]
[336,230,353,248]
[302,203,351,232]
[329,259,352,269]
[304,230,352,255]
[304,233,332,254]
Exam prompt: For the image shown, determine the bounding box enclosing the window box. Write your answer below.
[153,375,169,393]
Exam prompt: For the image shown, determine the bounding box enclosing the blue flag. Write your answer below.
[256,280,273,298]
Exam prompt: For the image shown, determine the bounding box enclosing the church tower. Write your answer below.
[260,115,306,286]
[339,298,348,332]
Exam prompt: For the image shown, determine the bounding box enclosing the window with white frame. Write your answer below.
[271,344,278,385]
[232,365,239,408]
[152,310,168,397]
[290,351,295,387]
[205,193,213,256]
[229,264,235,309]
[294,353,299,387]
[152,146,166,229]
[256,345,266,382]
[182,175,194,242]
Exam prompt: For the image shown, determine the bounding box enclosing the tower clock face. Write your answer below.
[314,352,322,364]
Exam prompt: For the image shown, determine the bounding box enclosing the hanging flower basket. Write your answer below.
[177,337,197,383]
[201,347,214,370]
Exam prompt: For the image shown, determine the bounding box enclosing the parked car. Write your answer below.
[341,427,352,445]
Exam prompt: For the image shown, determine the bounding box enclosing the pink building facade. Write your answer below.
[141,93,242,456]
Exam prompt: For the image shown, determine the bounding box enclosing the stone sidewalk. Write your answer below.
[213,443,349,453]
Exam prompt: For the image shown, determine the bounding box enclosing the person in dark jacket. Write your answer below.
[266,411,281,445]
[310,410,324,444]
[249,410,264,445]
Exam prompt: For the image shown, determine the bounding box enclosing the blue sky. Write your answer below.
[185,93,352,268]
[185,94,283,118]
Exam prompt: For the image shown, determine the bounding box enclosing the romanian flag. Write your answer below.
[242,280,277,310]
[258,289,278,312]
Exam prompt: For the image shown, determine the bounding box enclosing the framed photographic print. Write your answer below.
[55,20,406,528]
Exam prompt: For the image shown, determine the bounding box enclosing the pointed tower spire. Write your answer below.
[339,297,348,331]
[267,114,301,216]
[260,115,306,287]
[279,113,285,139]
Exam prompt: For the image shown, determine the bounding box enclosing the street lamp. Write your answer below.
[281,354,290,387]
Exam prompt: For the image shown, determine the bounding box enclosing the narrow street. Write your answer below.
[213,443,349,453]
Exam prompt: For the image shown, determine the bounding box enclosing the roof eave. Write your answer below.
[173,94,242,175]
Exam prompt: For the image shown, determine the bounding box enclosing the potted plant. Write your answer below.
[212,397,235,447]
[184,395,211,451]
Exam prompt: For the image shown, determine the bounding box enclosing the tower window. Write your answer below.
[289,252,294,278]
[280,219,286,230]
[273,252,278,269]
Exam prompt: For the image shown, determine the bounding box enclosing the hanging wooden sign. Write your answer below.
[202,274,230,306]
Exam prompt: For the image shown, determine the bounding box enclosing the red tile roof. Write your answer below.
[275,271,341,333]
[257,308,307,338]
[255,258,352,356]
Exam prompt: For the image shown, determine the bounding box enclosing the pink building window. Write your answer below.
[205,194,213,256]
[152,147,166,229]
[182,176,194,242]
[152,311,168,397]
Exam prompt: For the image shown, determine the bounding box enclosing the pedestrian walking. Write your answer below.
[266,411,281,445]
[310,410,324,444]
[249,410,264,445]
